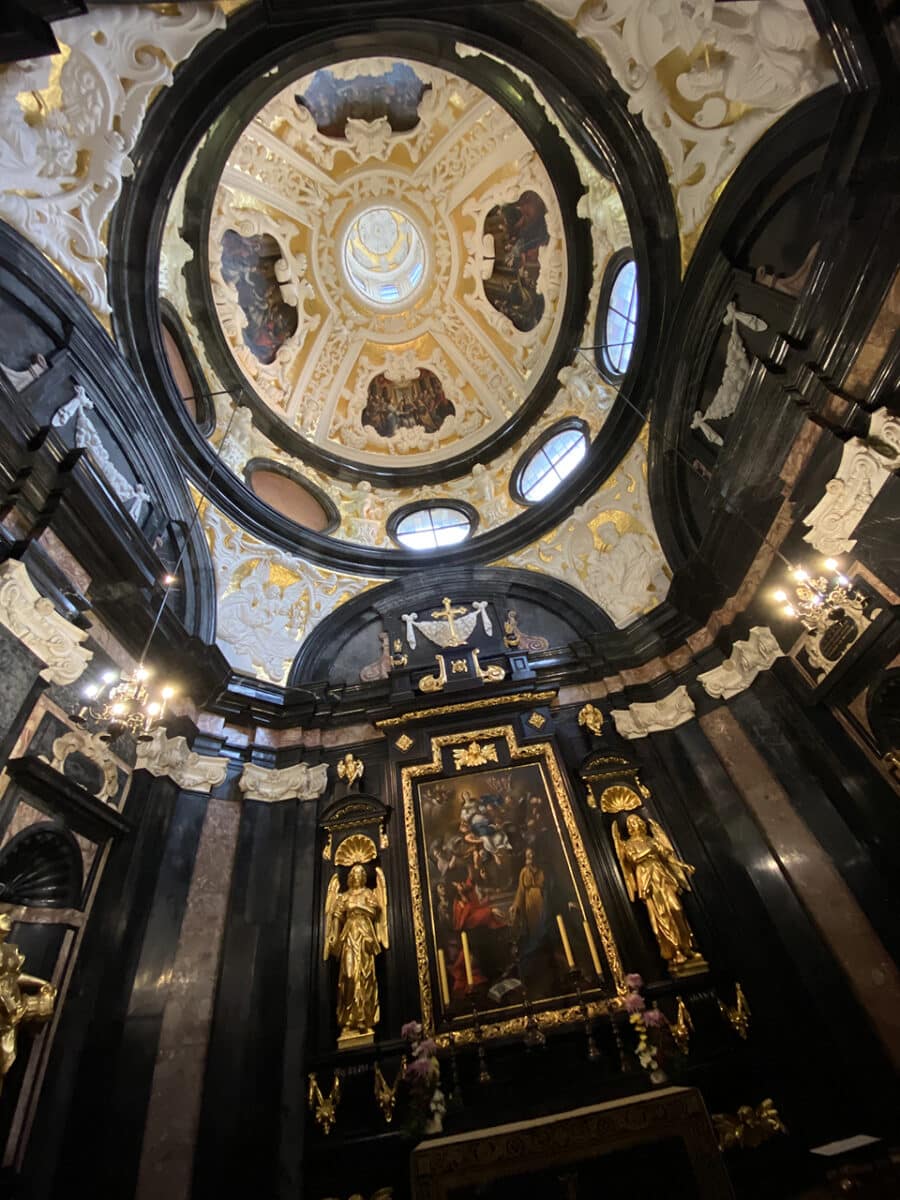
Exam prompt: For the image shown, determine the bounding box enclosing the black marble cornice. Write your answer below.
[5,756,133,842]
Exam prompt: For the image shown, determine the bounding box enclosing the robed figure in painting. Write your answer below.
[324,836,389,1048]
[613,814,705,974]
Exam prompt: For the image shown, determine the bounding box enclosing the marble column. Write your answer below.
[133,796,241,1200]
[700,706,900,1070]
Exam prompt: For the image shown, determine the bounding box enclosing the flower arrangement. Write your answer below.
[623,973,669,1083]
[400,1021,446,1135]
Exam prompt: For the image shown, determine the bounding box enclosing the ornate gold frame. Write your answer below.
[401,725,625,1046]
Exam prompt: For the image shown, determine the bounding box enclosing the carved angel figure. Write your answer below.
[0,912,56,1093]
[613,814,704,971]
[324,836,388,1046]
[336,753,364,789]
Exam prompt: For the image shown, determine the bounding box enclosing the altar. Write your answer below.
[410,1088,733,1199]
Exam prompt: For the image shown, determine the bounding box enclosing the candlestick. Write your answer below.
[582,919,603,979]
[556,914,575,969]
[461,931,474,986]
[568,967,600,1062]
[437,948,451,1007]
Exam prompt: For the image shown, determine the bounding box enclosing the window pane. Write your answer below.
[602,258,638,378]
[520,427,587,501]
[520,448,553,493]
[395,506,471,550]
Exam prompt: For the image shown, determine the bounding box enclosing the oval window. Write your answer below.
[599,255,638,379]
[248,465,336,533]
[516,423,588,503]
[391,504,474,550]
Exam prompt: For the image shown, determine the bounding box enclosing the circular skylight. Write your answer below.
[342,206,427,308]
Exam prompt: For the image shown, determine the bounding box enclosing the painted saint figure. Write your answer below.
[0,911,56,1092]
[324,839,388,1047]
[509,847,545,942]
[613,814,704,972]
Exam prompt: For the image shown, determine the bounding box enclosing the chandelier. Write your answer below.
[773,559,866,638]
[73,392,243,742]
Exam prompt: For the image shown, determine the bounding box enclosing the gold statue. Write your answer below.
[324,835,388,1048]
[0,911,56,1092]
[713,1098,787,1151]
[337,753,364,789]
[308,1072,341,1135]
[613,814,706,975]
[719,982,751,1039]
[578,704,604,737]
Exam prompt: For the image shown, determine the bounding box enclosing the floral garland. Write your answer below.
[400,1021,446,1135]
[623,973,668,1081]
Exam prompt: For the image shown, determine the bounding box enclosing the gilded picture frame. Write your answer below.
[401,725,624,1045]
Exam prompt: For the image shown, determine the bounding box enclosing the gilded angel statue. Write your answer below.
[613,814,706,975]
[324,835,388,1048]
[336,753,364,789]
[0,911,56,1092]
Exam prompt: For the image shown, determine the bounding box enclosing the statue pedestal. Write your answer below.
[337,1028,375,1051]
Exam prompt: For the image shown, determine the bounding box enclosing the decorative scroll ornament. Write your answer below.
[698,627,785,701]
[0,354,48,392]
[239,760,329,803]
[307,1072,341,1135]
[402,598,492,650]
[336,753,364,789]
[578,703,604,737]
[803,409,900,557]
[419,649,506,694]
[46,729,119,803]
[503,609,549,652]
[713,1099,787,1152]
[718,982,751,1040]
[611,686,695,740]
[0,559,92,686]
[0,6,226,314]
[134,728,228,795]
[324,834,388,1048]
[0,911,56,1094]
[452,741,499,771]
[538,0,833,234]
[373,1059,406,1124]
[691,303,767,446]
[52,384,151,522]
[613,813,707,977]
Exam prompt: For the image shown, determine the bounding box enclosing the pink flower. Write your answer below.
[416,1039,438,1059]
[625,973,644,990]
[404,1057,433,1080]
[401,1021,423,1041]
[624,991,646,1013]
[643,1008,666,1028]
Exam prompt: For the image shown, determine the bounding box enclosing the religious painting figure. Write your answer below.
[419,763,597,1010]
[613,815,705,973]
[324,836,388,1047]
[297,63,430,139]
[483,190,549,332]
[219,229,298,365]
[0,911,56,1093]
[362,369,455,438]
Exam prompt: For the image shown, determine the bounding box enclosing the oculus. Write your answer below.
[362,368,454,438]
[297,62,429,139]
[483,190,549,332]
[247,464,337,534]
[598,253,638,380]
[390,502,475,551]
[219,230,298,364]
[515,421,588,504]
[342,206,427,309]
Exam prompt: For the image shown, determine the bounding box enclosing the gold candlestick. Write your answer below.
[437,948,451,1007]
[461,931,474,986]
[556,914,575,969]
[582,919,603,979]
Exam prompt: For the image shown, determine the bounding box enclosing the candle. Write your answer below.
[460,931,474,986]
[583,919,603,979]
[437,948,451,1006]
[556,914,575,969]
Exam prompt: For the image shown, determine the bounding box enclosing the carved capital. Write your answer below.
[611,685,695,739]
[239,760,329,803]
[697,627,785,701]
[0,559,92,686]
[134,728,229,795]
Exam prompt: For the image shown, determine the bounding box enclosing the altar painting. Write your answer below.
[407,741,619,1039]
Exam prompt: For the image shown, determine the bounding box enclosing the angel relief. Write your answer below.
[323,835,389,1049]
[613,814,706,977]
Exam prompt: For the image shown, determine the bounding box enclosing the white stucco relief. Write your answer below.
[611,686,696,740]
[0,5,226,314]
[135,728,229,794]
[698,626,785,701]
[0,558,93,686]
[239,760,329,803]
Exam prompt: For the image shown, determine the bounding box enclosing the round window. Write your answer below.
[391,504,474,550]
[516,423,588,503]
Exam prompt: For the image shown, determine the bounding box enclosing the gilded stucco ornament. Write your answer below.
[0,912,56,1095]
[537,0,834,236]
[0,559,92,687]
[577,703,604,737]
[337,753,365,789]
[135,728,229,794]
[698,627,785,701]
[239,760,329,803]
[46,729,120,802]
[0,5,226,314]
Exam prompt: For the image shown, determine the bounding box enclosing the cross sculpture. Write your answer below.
[431,596,468,646]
